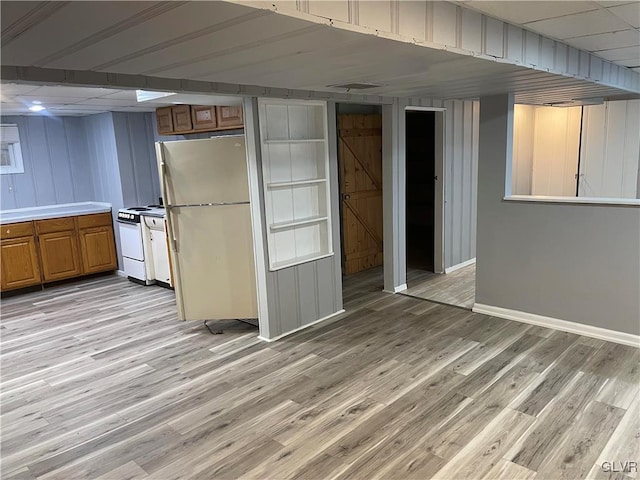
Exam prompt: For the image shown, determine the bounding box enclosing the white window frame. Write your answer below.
[1,124,25,175]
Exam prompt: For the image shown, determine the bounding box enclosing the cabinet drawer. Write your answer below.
[1,222,34,240]
[191,105,217,130]
[77,212,112,229]
[156,107,174,135]
[36,217,75,234]
[216,106,244,128]
[172,105,193,132]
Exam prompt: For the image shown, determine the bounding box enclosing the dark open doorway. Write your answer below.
[406,110,436,272]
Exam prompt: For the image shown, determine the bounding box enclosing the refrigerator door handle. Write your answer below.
[158,144,179,253]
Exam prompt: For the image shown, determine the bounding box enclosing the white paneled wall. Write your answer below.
[267,0,639,94]
[580,100,640,199]
[512,105,534,195]
[259,100,332,271]
[530,107,581,197]
[443,99,479,269]
[513,100,640,199]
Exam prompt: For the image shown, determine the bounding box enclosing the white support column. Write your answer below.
[326,100,344,310]
[242,97,271,338]
[382,98,408,293]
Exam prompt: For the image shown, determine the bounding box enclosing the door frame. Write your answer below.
[404,106,446,275]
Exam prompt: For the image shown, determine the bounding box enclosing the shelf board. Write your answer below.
[264,138,325,144]
[267,179,327,189]
[270,252,334,271]
[270,216,328,231]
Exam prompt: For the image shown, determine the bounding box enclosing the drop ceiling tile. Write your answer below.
[606,3,640,28]
[0,83,41,95]
[111,106,156,112]
[46,109,105,116]
[524,10,631,39]
[567,29,640,51]
[0,102,24,108]
[15,95,88,104]
[596,1,635,6]
[97,90,139,100]
[47,104,114,111]
[29,85,116,98]
[615,58,640,67]
[594,45,640,60]
[461,1,597,25]
[78,98,141,107]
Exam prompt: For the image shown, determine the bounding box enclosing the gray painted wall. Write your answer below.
[112,112,162,207]
[1,112,161,269]
[83,112,125,268]
[1,115,95,209]
[476,94,640,336]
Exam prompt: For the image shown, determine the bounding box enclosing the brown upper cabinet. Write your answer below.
[155,105,243,135]
[216,106,244,129]
[172,105,193,133]
[191,106,217,131]
[156,107,174,135]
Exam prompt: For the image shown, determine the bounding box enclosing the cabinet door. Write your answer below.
[39,231,82,282]
[156,107,174,135]
[191,106,217,130]
[172,105,192,132]
[216,106,244,128]
[79,227,118,274]
[0,236,41,291]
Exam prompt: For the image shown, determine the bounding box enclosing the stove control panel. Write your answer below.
[117,211,141,223]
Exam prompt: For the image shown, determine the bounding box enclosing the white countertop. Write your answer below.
[0,202,112,224]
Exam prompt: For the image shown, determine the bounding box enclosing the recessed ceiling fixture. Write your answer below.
[31,100,42,105]
[136,90,176,103]
[327,82,385,90]
[28,104,46,112]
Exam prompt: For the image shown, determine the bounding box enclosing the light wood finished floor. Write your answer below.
[1,273,638,480]
[405,264,476,309]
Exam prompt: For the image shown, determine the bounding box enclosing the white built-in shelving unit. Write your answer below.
[258,99,333,271]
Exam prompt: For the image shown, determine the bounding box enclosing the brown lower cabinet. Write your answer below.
[38,230,82,281]
[0,212,117,292]
[79,226,117,274]
[0,235,41,291]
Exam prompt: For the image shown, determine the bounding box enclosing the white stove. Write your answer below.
[117,205,166,285]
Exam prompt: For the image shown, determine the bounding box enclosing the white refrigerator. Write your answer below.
[156,136,258,322]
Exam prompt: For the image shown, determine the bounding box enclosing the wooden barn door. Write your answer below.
[338,114,383,275]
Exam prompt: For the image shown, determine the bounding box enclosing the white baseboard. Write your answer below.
[473,303,640,348]
[383,284,408,294]
[258,309,346,342]
[115,270,127,278]
[445,257,476,274]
